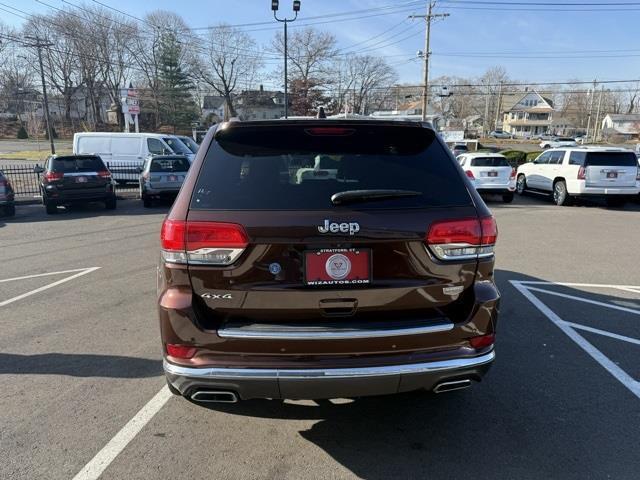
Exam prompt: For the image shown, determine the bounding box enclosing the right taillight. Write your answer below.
[510,168,516,179]
[577,166,586,180]
[160,219,249,265]
[465,170,475,179]
[426,216,497,261]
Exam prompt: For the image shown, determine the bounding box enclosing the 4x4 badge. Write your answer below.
[201,293,233,300]
[317,219,360,236]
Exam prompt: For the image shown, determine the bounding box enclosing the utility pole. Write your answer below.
[483,83,490,136]
[494,81,504,131]
[585,79,597,142]
[410,2,449,122]
[594,86,604,142]
[25,36,55,154]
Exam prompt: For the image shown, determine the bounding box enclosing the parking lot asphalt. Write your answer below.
[1,194,639,480]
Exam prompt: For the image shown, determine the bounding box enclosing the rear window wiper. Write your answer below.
[331,189,422,205]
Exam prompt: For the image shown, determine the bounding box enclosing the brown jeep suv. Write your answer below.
[158,120,499,403]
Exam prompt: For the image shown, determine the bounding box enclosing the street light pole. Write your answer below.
[272,0,300,119]
[25,36,55,154]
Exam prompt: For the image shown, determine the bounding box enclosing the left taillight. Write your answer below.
[44,171,63,181]
[160,219,249,265]
[426,216,497,261]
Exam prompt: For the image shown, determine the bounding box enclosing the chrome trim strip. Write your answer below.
[163,350,495,380]
[217,322,454,340]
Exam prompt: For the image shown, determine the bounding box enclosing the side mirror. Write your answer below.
[34,165,44,174]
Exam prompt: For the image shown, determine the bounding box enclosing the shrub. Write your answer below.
[17,125,28,139]
[500,150,527,166]
[526,151,542,162]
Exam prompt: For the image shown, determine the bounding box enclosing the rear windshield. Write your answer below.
[571,151,638,167]
[191,124,472,210]
[179,136,199,154]
[470,157,510,167]
[163,137,192,155]
[51,156,105,172]
[150,157,190,172]
[586,152,638,167]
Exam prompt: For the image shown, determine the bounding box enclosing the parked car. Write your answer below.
[539,137,577,149]
[176,135,200,155]
[451,143,469,157]
[159,119,500,403]
[516,147,640,207]
[457,153,516,203]
[533,133,554,141]
[0,170,15,216]
[139,155,190,208]
[161,135,196,162]
[73,132,193,182]
[36,155,116,214]
[488,130,512,139]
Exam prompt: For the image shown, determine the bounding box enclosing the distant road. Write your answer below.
[0,139,72,154]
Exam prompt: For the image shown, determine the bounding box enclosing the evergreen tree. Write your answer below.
[158,32,198,131]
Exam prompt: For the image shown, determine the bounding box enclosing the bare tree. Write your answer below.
[76,5,138,127]
[271,27,337,95]
[479,66,510,131]
[341,55,396,115]
[192,24,262,119]
[23,13,82,123]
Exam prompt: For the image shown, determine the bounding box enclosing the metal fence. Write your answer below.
[0,162,142,198]
[1,164,41,197]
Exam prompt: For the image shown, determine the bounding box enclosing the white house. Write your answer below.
[601,114,640,139]
[502,90,555,138]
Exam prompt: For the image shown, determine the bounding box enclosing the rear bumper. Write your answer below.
[164,349,495,400]
[144,186,181,196]
[476,186,515,194]
[577,187,639,196]
[568,180,639,196]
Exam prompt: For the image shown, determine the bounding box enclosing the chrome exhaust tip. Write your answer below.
[191,390,238,403]
[433,379,472,394]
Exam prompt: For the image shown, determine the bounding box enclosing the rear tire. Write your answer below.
[502,193,514,203]
[142,194,152,208]
[606,197,626,208]
[4,204,15,217]
[553,180,571,206]
[516,174,527,195]
[105,197,117,210]
[45,200,57,214]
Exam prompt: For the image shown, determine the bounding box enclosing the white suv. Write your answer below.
[539,137,577,149]
[457,152,516,203]
[516,147,640,206]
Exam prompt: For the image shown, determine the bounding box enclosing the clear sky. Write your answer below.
[3,0,640,85]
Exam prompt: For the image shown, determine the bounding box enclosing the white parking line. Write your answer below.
[564,322,640,346]
[511,280,640,401]
[524,286,640,316]
[0,267,101,308]
[72,386,172,480]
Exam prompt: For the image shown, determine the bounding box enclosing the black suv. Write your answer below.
[36,155,116,214]
[159,120,500,403]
